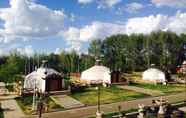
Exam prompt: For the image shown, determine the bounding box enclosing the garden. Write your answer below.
[129,83,185,94]
[70,85,148,105]
[15,95,63,115]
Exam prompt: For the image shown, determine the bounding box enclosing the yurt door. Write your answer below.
[46,78,62,91]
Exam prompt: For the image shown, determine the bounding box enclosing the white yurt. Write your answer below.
[81,62,111,85]
[24,61,64,93]
[142,68,166,84]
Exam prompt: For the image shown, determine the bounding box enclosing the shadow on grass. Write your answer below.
[0,108,4,118]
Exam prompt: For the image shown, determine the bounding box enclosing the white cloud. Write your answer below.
[0,44,34,57]
[77,0,121,8]
[167,12,186,34]
[0,48,8,56]
[61,27,82,52]
[126,14,168,34]
[97,0,122,9]
[54,48,62,55]
[152,0,186,8]
[126,12,186,35]
[79,21,125,40]
[62,21,125,44]
[125,2,144,13]
[69,13,76,22]
[62,21,125,51]
[16,45,34,57]
[62,12,186,51]
[78,0,93,4]
[0,0,65,43]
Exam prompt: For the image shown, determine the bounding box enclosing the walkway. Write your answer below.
[1,99,25,118]
[28,92,186,118]
[0,82,25,118]
[118,85,164,96]
[51,95,84,109]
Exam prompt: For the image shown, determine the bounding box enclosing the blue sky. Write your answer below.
[0,0,186,56]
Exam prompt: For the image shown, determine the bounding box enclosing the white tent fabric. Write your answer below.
[142,68,166,83]
[81,65,111,84]
[24,67,61,92]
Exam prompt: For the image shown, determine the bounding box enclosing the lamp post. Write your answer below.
[181,60,186,103]
[32,80,37,111]
[96,80,103,118]
[37,92,43,118]
[97,85,100,113]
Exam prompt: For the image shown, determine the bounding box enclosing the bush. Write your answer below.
[69,77,88,92]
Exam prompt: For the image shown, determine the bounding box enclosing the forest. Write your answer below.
[0,31,186,83]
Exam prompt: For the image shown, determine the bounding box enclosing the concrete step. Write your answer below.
[51,95,84,109]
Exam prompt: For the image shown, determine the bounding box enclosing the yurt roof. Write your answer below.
[144,68,164,74]
[25,67,62,80]
[142,68,166,82]
[81,65,111,84]
[84,65,110,73]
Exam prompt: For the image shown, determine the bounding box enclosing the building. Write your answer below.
[80,61,111,85]
[23,61,65,93]
[142,68,166,84]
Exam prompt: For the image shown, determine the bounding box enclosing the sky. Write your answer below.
[0,0,186,56]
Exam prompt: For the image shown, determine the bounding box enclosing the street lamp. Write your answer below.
[32,80,37,111]
[95,80,103,118]
[181,60,186,103]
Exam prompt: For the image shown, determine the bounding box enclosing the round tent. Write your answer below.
[81,65,111,84]
[142,68,166,84]
[24,67,64,93]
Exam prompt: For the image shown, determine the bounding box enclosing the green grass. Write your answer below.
[15,95,63,115]
[70,85,148,105]
[130,83,185,94]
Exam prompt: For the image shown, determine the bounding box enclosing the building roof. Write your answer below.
[25,67,62,80]
[81,65,111,84]
[142,68,166,82]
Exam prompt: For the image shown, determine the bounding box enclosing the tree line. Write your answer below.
[0,31,186,83]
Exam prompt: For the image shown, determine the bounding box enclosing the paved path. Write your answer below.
[0,95,18,100]
[0,82,24,118]
[28,92,186,118]
[1,99,25,118]
[51,95,84,109]
[118,85,164,96]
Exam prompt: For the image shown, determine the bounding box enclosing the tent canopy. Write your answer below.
[142,68,166,83]
[81,65,111,84]
[24,67,63,92]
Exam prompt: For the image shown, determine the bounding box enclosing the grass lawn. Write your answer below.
[70,85,148,105]
[130,83,185,94]
[15,95,63,115]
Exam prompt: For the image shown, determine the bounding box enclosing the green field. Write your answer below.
[15,95,63,115]
[70,85,148,105]
[130,83,185,94]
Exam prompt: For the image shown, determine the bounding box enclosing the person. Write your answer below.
[37,97,43,118]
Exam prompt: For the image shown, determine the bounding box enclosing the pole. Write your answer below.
[32,80,36,111]
[25,58,27,75]
[97,85,100,113]
[185,76,186,103]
